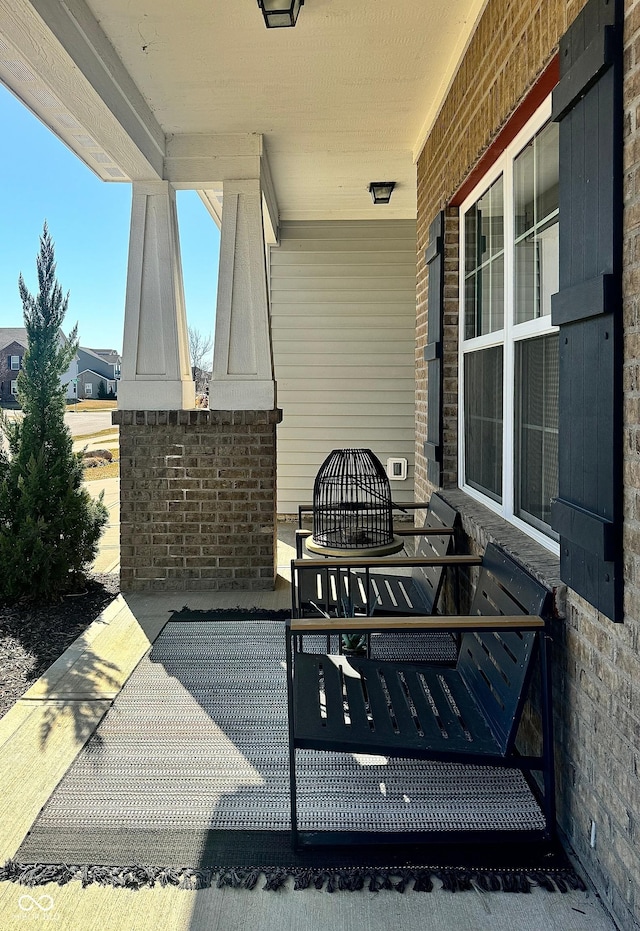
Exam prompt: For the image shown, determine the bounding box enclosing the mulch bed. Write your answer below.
[0,574,120,718]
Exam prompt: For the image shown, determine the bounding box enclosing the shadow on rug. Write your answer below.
[169,607,291,622]
[3,616,585,894]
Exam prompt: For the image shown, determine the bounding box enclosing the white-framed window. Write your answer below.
[10,355,20,370]
[459,96,559,552]
[85,383,93,396]
[10,380,18,395]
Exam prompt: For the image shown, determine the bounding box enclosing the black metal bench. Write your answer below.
[292,493,474,618]
[285,543,555,848]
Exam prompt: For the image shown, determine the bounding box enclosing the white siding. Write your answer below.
[270,220,417,515]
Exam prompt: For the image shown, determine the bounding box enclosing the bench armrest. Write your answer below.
[288,614,545,634]
[291,555,481,570]
[392,526,455,536]
[296,527,451,538]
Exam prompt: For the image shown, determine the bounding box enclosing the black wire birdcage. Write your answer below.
[312,448,394,550]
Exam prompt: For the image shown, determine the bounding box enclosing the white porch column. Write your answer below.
[211,179,276,409]
[118,181,195,410]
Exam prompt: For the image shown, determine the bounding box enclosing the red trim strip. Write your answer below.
[450,56,559,207]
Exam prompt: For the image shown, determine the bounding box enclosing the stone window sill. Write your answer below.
[436,488,566,619]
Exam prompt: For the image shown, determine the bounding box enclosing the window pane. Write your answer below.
[537,219,559,318]
[464,175,505,339]
[464,347,503,502]
[465,205,477,275]
[513,120,559,324]
[477,187,491,265]
[515,334,559,532]
[514,139,535,238]
[478,177,504,260]
[489,176,504,255]
[490,254,504,331]
[465,274,477,340]
[536,121,559,222]
[515,233,536,324]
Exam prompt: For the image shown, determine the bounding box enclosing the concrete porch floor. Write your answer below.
[0,511,619,930]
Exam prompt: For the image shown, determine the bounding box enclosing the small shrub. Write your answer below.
[83,457,106,469]
[83,448,113,461]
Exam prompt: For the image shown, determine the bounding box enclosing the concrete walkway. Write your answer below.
[0,512,619,930]
[85,476,120,574]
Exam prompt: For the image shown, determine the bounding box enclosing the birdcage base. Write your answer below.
[305,535,405,558]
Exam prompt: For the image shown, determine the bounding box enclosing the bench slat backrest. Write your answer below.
[457,544,551,754]
[409,493,457,613]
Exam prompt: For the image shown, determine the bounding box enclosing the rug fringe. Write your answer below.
[0,859,586,894]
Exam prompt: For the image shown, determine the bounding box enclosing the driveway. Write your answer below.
[64,410,114,437]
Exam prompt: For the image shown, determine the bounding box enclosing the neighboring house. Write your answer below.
[0,327,78,402]
[77,368,117,399]
[0,332,26,401]
[76,347,120,397]
[89,348,122,379]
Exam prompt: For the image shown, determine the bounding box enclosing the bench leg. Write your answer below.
[540,630,557,837]
[286,631,300,848]
[289,744,299,849]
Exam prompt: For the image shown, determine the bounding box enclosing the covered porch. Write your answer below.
[0,0,638,927]
[0,555,613,928]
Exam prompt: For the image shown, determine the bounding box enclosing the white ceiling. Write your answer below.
[0,0,486,222]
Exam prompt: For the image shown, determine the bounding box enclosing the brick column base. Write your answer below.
[112,409,282,592]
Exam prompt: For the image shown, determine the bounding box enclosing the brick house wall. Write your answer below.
[113,409,281,592]
[415,0,640,927]
[0,340,25,400]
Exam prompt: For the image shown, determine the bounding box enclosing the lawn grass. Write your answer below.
[74,427,120,441]
[66,399,117,412]
[82,445,119,481]
[84,461,119,480]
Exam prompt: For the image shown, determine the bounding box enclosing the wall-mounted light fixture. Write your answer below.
[368,181,396,205]
[257,0,304,28]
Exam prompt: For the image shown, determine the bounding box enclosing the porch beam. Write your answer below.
[165,133,262,185]
[165,133,279,244]
[1,0,165,179]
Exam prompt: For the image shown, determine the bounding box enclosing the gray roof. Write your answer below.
[90,348,121,360]
[0,327,28,353]
[0,327,71,354]
[78,368,116,380]
[79,346,105,362]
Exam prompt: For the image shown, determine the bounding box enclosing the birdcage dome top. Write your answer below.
[311,448,395,551]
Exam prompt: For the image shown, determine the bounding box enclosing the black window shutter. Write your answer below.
[550,0,623,621]
[423,211,444,487]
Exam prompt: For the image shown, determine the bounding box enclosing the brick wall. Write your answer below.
[113,409,281,592]
[0,341,25,401]
[415,0,640,928]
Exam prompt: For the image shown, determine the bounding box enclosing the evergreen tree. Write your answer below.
[0,224,108,601]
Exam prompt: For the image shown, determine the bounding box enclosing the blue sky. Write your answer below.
[0,83,220,354]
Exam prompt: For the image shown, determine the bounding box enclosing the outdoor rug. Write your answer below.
[4,614,584,893]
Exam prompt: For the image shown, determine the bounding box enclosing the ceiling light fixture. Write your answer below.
[368,181,396,205]
[257,0,304,28]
